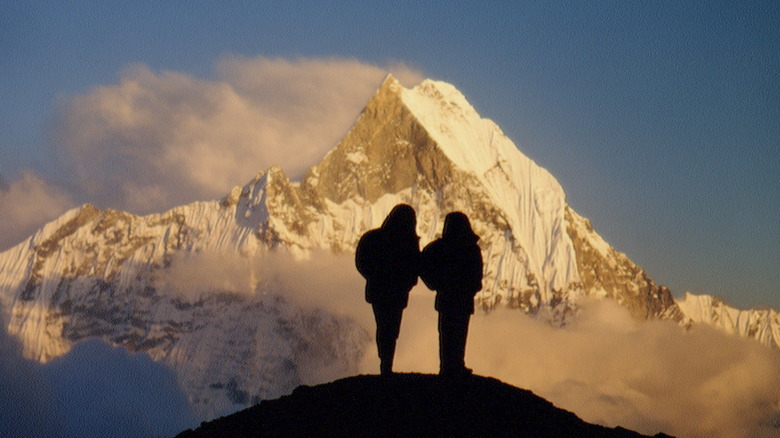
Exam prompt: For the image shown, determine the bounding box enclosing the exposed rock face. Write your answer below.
[0,75,775,420]
[565,207,682,321]
[303,76,445,204]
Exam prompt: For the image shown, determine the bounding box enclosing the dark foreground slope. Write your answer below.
[176,374,672,437]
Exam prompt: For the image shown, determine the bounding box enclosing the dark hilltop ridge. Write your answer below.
[176,374,673,437]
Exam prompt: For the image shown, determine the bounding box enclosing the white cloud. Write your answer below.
[156,248,375,330]
[55,57,424,214]
[0,171,76,251]
[155,250,260,299]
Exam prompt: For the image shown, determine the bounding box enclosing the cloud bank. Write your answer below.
[157,249,375,330]
[158,250,780,438]
[464,300,780,438]
[0,309,194,438]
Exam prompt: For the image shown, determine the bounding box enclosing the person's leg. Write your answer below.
[440,311,471,375]
[374,305,403,375]
[452,313,471,373]
[373,305,390,374]
[439,312,458,375]
[380,339,396,375]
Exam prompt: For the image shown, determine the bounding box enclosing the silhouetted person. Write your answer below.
[420,212,483,376]
[356,204,420,375]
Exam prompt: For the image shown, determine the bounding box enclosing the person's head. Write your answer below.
[382,203,417,236]
[442,212,478,243]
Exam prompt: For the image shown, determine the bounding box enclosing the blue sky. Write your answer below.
[1,1,778,308]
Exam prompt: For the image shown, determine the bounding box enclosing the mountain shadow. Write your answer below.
[175,374,673,437]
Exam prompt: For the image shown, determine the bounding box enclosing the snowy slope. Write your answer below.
[678,292,780,348]
[0,179,368,419]
[399,79,580,305]
[0,75,777,420]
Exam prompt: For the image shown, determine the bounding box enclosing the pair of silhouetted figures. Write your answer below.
[355,204,483,377]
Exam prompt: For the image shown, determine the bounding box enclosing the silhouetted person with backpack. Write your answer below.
[356,204,420,375]
[420,212,483,377]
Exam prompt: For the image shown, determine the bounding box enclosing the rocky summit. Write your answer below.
[176,374,674,438]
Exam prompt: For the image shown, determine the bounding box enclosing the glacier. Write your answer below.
[0,75,777,420]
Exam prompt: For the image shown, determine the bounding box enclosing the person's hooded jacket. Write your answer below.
[420,212,483,314]
[355,204,420,308]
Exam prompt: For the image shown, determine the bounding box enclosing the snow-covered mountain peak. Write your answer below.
[294,77,581,307]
